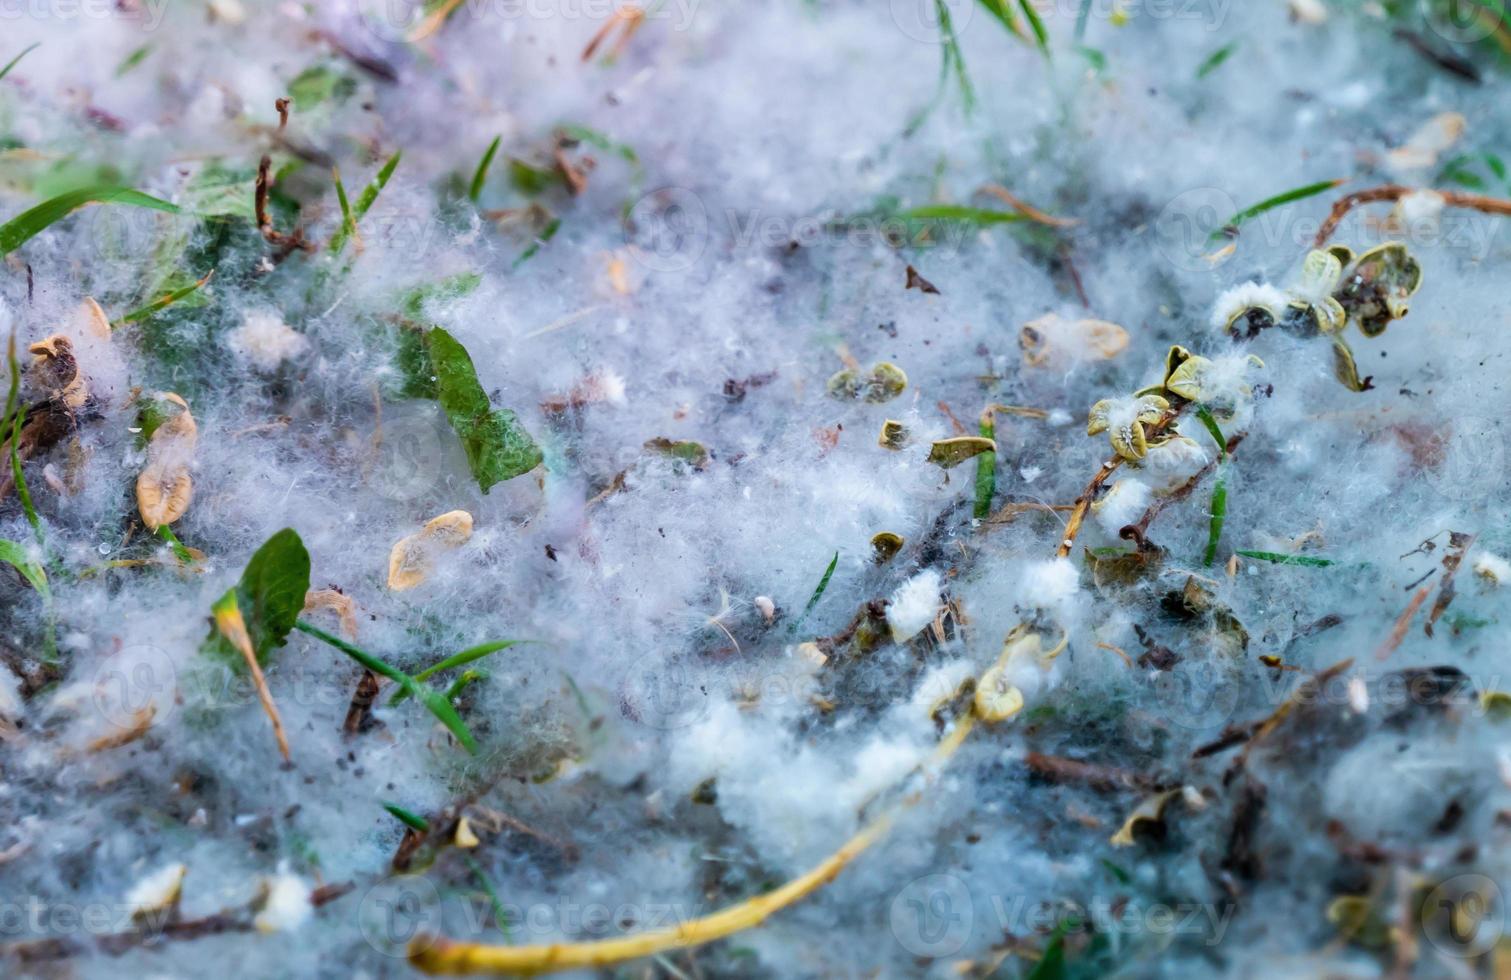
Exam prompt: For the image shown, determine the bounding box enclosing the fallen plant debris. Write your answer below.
[2,6,1511,978]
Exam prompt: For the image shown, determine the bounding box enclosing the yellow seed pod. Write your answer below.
[388,510,475,591]
[454,816,480,849]
[878,419,909,451]
[870,532,904,563]
[972,664,1023,723]
[136,393,197,530]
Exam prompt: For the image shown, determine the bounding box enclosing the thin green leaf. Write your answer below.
[977,0,1020,34]
[896,204,1028,225]
[1210,178,1345,242]
[0,43,39,84]
[936,0,977,110]
[6,338,41,546]
[202,529,312,667]
[1017,0,1050,55]
[383,802,430,832]
[0,539,48,598]
[119,271,213,324]
[1196,41,1238,79]
[443,669,487,702]
[391,638,526,705]
[295,620,478,754]
[788,551,839,636]
[974,411,996,520]
[1195,407,1228,567]
[329,151,401,254]
[512,215,561,268]
[156,524,195,564]
[427,327,544,491]
[464,854,514,940]
[115,44,153,78]
[1235,550,1336,567]
[1074,0,1092,40]
[507,158,561,196]
[469,136,502,202]
[556,124,639,164]
[0,187,180,256]
[333,168,356,246]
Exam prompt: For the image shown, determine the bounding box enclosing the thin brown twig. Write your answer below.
[1374,585,1433,660]
[1315,184,1511,246]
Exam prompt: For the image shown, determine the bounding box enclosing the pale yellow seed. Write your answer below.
[136,393,197,530]
[388,510,475,591]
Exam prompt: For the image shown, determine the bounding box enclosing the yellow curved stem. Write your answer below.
[409,714,979,975]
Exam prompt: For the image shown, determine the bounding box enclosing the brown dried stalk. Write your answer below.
[1314,184,1511,246]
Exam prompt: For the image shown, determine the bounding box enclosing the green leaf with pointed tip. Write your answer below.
[0,43,39,84]
[428,327,543,492]
[0,187,180,256]
[202,529,312,668]
[0,539,48,598]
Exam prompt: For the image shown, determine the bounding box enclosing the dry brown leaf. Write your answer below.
[81,297,112,339]
[28,335,87,409]
[388,510,474,591]
[1387,112,1467,174]
[136,393,197,530]
[303,588,360,639]
[87,706,156,753]
[213,597,291,762]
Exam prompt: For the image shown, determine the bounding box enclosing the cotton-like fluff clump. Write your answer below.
[1093,478,1152,535]
[253,867,313,933]
[1210,282,1289,330]
[226,310,309,371]
[1140,431,1212,489]
[886,568,942,642]
[1473,551,1511,587]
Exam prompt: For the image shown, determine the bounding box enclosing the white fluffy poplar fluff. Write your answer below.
[0,3,1509,977]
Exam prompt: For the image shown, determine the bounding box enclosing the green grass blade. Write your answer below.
[974,410,996,520]
[382,802,430,831]
[897,204,1027,225]
[469,136,502,203]
[1211,178,1345,242]
[1195,407,1228,567]
[1074,0,1092,40]
[333,168,355,245]
[788,551,839,635]
[1235,550,1336,567]
[0,43,39,84]
[464,855,514,940]
[391,638,525,705]
[1017,0,1050,55]
[936,0,977,110]
[0,187,180,256]
[120,271,213,324]
[329,151,401,254]
[1196,41,1238,79]
[977,0,1020,35]
[295,619,478,754]
[0,539,48,598]
[512,216,561,269]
